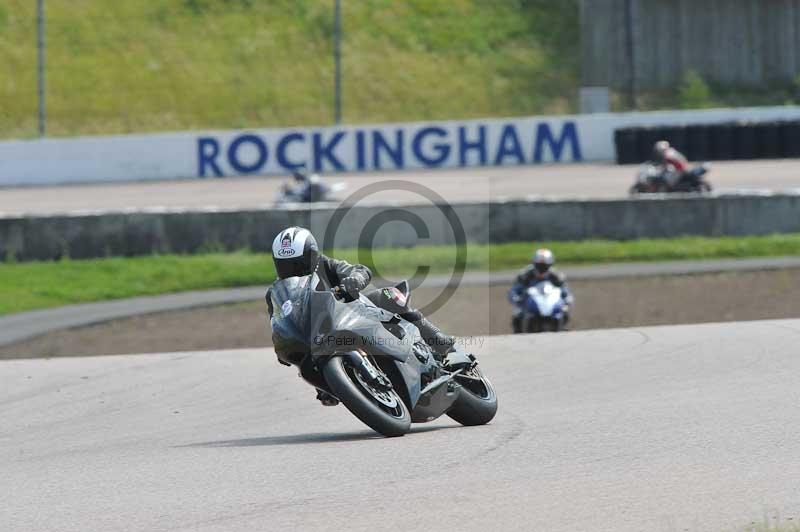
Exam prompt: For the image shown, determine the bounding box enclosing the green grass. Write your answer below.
[0,0,579,138]
[5,1,798,139]
[2,234,800,316]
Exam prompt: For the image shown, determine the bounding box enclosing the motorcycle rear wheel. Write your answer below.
[323,355,411,437]
[447,365,498,426]
[629,183,647,195]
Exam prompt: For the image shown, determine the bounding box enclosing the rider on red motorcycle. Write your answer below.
[653,140,690,187]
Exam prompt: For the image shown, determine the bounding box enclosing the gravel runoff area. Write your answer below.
[2,268,799,358]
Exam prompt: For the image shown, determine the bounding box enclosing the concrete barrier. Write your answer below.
[6,106,800,187]
[2,193,800,262]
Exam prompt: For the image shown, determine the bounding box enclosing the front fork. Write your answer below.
[341,350,393,391]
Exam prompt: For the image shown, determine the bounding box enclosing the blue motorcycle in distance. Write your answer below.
[509,280,571,333]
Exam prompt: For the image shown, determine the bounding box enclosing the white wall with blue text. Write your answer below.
[2,106,800,186]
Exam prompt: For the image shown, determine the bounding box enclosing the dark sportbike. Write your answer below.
[270,273,498,437]
[629,162,712,194]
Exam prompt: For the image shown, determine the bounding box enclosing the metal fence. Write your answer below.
[581,0,800,92]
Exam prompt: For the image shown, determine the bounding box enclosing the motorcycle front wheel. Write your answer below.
[447,365,498,426]
[525,316,541,333]
[323,355,411,437]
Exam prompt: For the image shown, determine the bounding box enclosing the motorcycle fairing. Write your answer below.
[526,281,564,317]
[270,272,465,414]
[270,273,415,363]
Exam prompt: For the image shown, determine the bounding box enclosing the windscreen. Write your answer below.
[270,272,413,361]
[270,273,331,347]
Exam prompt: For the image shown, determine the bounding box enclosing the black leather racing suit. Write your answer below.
[266,255,452,354]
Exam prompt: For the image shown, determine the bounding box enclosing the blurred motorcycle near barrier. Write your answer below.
[275,171,347,204]
[629,162,713,195]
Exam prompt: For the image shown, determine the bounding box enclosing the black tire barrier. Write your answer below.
[636,127,662,163]
[685,125,711,161]
[780,120,800,157]
[756,121,782,159]
[709,122,736,160]
[614,128,640,164]
[661,125,687,154]
[615,119,800,163]
[734,123,758,160]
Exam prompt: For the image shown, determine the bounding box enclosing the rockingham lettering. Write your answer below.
[196,120,583,177]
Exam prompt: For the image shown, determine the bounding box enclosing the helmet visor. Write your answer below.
[534,262,551,274]
[274,249,319,279]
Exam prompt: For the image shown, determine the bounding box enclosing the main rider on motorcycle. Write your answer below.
[509,248,574,331]
[266,226,456,405]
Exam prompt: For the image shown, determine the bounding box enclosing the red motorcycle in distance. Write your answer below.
[629,162,713,194]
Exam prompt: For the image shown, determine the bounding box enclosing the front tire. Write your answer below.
[322,355,411,437]
[447,365,498,426]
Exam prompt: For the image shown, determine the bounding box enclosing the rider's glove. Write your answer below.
[340,276,362,301]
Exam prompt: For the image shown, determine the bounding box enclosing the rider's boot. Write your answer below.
[316,389,339,407]
[410,316,455,358]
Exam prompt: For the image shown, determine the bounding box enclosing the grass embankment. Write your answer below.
[0,0,578,138]
[4,1,798,139]
[2,234,800,316]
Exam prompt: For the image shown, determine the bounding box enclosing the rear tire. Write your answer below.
[447,366,498,426]
[629,183,647,195]
[323,355,411,437]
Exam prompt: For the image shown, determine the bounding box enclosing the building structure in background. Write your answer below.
[581,0,800,105]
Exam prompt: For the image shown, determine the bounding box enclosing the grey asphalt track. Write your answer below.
[2,159,800,216]
[3,257,800,349]
[2,319,799,532]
